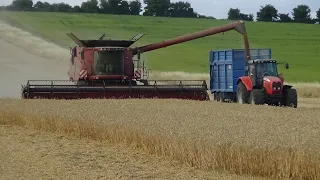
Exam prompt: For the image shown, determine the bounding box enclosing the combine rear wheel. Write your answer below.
[249,89,266,105]
[237,82,249,104]
[283,88,298,108]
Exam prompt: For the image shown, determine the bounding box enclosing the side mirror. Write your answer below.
[285,63,289,69]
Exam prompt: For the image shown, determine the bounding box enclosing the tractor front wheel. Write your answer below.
[237,81,249,104]
[249,89,266,105]
[283,88,298,108]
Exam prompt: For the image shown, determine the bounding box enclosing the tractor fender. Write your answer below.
[237,76,253,91]
[283,84,293,90]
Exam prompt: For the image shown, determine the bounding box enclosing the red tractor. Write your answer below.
[236,59,297,107]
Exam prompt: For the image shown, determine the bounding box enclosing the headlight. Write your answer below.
[273,87,276,90]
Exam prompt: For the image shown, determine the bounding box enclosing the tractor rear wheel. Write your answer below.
[237,81,249,104]
[283,88,298,108]
[249,89,266,105]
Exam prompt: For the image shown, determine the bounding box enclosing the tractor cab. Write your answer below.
[247,59,288,88]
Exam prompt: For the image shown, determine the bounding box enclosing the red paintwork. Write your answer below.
[263,76,283,95]
[68,47,134,81]
[87,75,127,80]
[23,92,208,101]
[238,76,253,91]
[279,74,284,84]
[68,47,93,80]
[238,75,284,95]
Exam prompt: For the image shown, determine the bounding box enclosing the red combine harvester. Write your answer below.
[21,20,250,101]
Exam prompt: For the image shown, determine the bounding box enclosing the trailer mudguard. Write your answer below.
[238,76,253,91]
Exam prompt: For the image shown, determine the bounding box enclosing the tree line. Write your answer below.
[0,0,214,19]
[0,0,319,24]
[228,4,320,24]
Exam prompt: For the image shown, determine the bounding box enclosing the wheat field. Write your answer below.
[1,16,320,180]
[1,98,320,179]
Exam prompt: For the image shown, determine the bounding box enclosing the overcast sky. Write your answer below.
[0,0,319,19]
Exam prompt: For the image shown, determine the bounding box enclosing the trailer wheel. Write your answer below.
[237,81,249,104]
[215,92,220,101]
[249,89,266,105]
[219,92,225,102]
[283,88,297,108]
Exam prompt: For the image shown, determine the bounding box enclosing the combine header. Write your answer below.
[21,21,250,101]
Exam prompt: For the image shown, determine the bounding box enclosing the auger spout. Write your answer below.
[134,20,251,61]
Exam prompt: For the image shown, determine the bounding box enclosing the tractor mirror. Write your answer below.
[285,63,289,69]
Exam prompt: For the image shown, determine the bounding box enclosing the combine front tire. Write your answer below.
[237,82,249,104]
[249,89,266,105]
[283,88,298,108]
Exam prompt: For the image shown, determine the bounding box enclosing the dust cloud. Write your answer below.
[0,20,69,98]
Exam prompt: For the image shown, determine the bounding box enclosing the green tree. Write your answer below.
[143,0,171,17]
[129,0,142,15]
[50,3,72,12]
[81,0,99,13]
[73,5,82,12]
[227,8,241,20]
[118,0,130,15]
[240,13,254,21]
[256,4,278,22]
[10,0,33,11]
[99,0,131,15]
[99,0,111,13]
[292,4,311,23]
[316,8,320,22]
[227,8,253,21]
[278,13,292,22]
[168,1,196,18]
[33,1,45,11]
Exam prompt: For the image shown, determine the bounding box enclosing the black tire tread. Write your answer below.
[237,81,249,104]
[250,89,265,105]
[283,88,298,108]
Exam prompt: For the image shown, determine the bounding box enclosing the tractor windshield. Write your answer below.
[255,62,278,78]
[93,50,124,75]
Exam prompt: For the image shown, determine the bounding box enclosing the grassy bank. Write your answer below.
[0,11,319,82]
